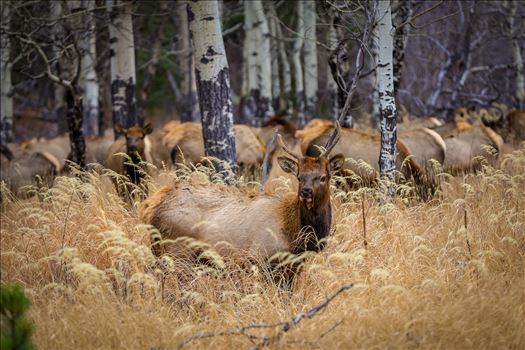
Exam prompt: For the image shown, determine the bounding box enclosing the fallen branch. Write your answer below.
[176,283,354,350]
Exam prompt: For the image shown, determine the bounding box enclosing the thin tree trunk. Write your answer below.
[140,2,169,106]
[508,1,524,109]
[82,0,100,137]
[303,0,318,120]
[293,1,306,128]
[273,5,292,115]
[375,0,397,200]
[107,0,139,139]
[268,5,281,112]
[244,0,273,126]
[392,0,413,109]
[243,0,257,123]
[187,1,237,179]
[1,1,13,148]
[66,87,86,168]
[371,29,380,130]
[51,0,68,134]
[178,1,199,122]
[326,9,339,121]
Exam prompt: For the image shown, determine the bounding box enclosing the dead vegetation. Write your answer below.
[1,147,524,349]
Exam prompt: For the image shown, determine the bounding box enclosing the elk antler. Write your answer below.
[277,134,300,160]
[320,121,341,158]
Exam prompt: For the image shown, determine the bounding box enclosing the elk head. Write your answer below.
[115,123,153,161]
[277,121,345,210]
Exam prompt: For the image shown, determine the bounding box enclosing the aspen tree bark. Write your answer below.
[303,0,318,120]
[178,1,199,122]
[272,5,292,115]
[293,1,306,129]
[0,1,13,148]
[268,6,281,112]
[107,0,139,139]
[375,0,397,200]
[508,1,524,109]
[82,0,100,137]
[187,0,237,178]
[392,0,412,107]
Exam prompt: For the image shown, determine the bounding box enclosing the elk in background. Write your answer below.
[140,123,345,287]
[163,122,265,177]
[106,123,170,185]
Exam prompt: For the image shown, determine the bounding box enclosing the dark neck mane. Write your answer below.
[283,197,332,255]
[125,153,144,184]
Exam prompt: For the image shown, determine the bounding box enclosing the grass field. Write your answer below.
[1,148,524,349]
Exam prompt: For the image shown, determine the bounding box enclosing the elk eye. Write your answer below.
[320,176,327,182]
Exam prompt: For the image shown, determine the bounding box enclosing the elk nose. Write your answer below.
[128,145,138,152]
[301,188,313,199]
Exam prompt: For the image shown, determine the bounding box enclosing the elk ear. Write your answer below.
[143,123,153,135]
[328,154,345,174]
[115,124,126,136]
[277,156,298,175]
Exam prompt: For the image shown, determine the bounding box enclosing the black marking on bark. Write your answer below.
[200,56,210,64]
[202,16,214,21]
[206,46,219,57]
[186,4,195,23]
[109,37,118,44]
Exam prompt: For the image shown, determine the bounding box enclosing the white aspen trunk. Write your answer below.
[82,0,100,137]
[326,10,339,121]
[274,7,292,115]
[178,1,199,122]
[107,0,138,139]
[268,5,281,112]
[243,0,273,126]
[303,0,318,120]
[293,1,306,128]
[508,1,524,109]
[187,0,237,177]
[375,0,397,200]
[0,1,12,147]
[243,0,258,122]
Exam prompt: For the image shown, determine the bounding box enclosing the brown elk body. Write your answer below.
[163,122,265,169]
[297,121,423,188]
[442,125,503,174]
[140,124,345,283]
[482,109,525,145]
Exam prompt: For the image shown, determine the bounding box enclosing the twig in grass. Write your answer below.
[464,206,472,259]
[260,129,279,192]
[176,284,354,350]
[361,193,368,249]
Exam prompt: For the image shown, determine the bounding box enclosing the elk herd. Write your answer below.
[1,105,524,285]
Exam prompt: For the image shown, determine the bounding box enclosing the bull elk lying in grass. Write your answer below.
[140,123,345,287]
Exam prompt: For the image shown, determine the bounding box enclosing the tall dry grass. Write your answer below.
[1,148,524,349]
